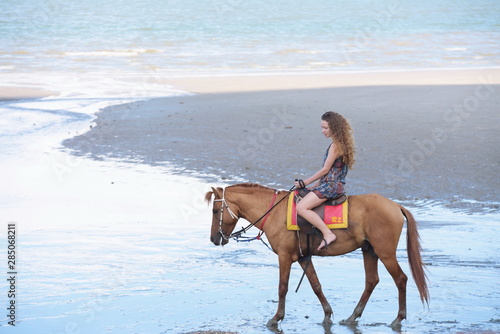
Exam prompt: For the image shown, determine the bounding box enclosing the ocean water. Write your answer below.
[1,1,499,333]
[1,0,499,110]
[2,0,500,72]
[2,0,500,81]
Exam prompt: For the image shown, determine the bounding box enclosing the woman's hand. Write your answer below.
[294,179,306,189]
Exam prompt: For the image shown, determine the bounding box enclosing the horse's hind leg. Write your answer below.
[341,246,379,325]
[299,258,333,325]
[379,255,408,330]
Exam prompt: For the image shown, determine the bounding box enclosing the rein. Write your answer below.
[215,185,295,244]
[214,184,312,293]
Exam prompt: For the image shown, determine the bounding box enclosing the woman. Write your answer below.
[294,111,356,251]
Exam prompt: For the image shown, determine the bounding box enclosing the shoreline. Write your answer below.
[61,68,500,210]
[166,67,500,93]
[1,67,498,99]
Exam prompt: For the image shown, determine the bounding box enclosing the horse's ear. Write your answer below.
[211,187,222,198]
[204,187,222,204]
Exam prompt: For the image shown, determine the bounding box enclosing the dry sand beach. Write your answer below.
[0,86,58,101]
[65,69,500,210]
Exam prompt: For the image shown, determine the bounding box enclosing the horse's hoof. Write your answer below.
[390,318,403,331]
[339,319,358,327]
[322,317,333,325]
[266,318,279,329]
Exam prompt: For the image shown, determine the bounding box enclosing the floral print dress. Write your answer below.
[311,142,348,199]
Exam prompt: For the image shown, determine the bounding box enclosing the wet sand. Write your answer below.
[64,69,500,210]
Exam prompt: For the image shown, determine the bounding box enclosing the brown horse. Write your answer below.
[205,183,429,330]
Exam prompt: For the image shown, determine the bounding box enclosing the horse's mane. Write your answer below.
[227,183,271,191]
[205,183,273,204]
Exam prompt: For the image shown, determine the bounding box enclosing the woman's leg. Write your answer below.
[296,192,337,251]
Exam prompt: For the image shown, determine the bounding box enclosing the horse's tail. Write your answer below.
[401,206,429,305]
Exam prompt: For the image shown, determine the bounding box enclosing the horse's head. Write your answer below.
[205,186,240,246]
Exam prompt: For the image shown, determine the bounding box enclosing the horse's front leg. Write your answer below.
[299,258,333,325]
[267,254,293,329]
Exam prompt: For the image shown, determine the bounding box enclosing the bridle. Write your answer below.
[212,185,311,292]
[213,185,295,242]
[213,187,240,241]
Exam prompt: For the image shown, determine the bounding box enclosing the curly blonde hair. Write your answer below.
[322,111,356,169]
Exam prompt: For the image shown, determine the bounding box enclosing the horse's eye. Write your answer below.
[212,208,219,215]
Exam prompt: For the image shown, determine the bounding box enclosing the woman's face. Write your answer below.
[321,120,332,138]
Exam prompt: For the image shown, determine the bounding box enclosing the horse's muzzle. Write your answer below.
[210,234,228,246]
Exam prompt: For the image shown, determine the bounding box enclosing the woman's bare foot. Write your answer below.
[318,233,336,251]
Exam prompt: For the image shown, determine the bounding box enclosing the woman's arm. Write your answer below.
[296,143,339,187]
